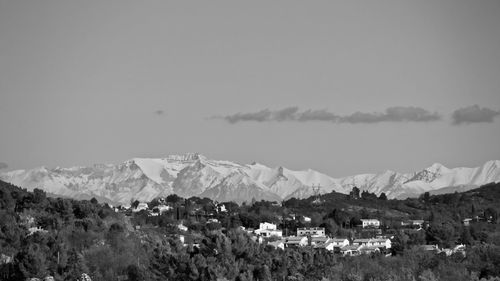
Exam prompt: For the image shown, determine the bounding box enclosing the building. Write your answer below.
[132,202,149,212]
[267,240,285,250]
[310,236,330,246]
[297,227,325,237]
[314,241,335,252]
[370,238,391,249]
[401,219,424,228]
[360,219,380,228]
[153,204,172,215]
[463,218,472,226]
[352,238,371,246]
[177,223,188,232]
[421,244,440,253]
[255,222,283,237]
[285,236,308,248]
[330,238,350,248]
[353,238,391,249]
[340,245,362,256]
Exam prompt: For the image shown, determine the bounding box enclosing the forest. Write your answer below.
[0,179,499,281]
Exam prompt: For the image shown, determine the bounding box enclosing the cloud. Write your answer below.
[341,107,442,123]
[452,105,500,125]
[224,109,273,123]
[0,162,8,170]
[216,106,441,124]
[297,109,339,122]
[154,110,165,115]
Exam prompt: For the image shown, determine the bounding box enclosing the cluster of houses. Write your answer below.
[250,222,392,256]
[119,201,472,258]
[420,244,466,257]
[116,199,229,217]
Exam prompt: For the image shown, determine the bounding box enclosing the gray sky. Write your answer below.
[1,0,500,177]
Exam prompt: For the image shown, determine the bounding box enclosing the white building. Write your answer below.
[177,223,188,232]
[297,227,325,237]
[340,245,362,256]
[360,219,380,228]
[310,236,330,246]
[285,236,308,248]
[132,202,149,212]
[330,238,350,248]
[267,240,285,250]
[255,222,283,237]
[353,238,391,249]
[259,222,277,230]
[153,204,172,215]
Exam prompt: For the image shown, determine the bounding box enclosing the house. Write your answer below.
[353,238,391,249]
[421,244,440,253]
[153,204,172,215]
[132,202,149,212]
[370,238,391,249]
[401,219,424,228]
[340,245,362,256]
[314,241,335,252]
[28,226,48,236]
[330,238,350,248]
[267,240,285,250]
[310,236,330,246]
[442,244,466,257]
[302,216,312,223]
[254,222,283,237]
[297,227,325,237]
[259,222,277,230]
[217,204,227,213]
[360,245,382,255]
[462,218,472,226]
[360,219,380,228]
[177,223,188,232]
[285,236,308,248]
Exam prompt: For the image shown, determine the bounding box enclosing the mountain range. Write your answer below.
[1,153,499,205]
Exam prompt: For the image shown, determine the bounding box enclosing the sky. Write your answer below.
[1,0,500,177]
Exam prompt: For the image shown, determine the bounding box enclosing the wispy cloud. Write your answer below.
[341,106,442,123]
[452,105,500,125]
[214,106,441,124]
[0,162,8,170]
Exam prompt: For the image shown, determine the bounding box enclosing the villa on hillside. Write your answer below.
[284,236,308,248]
[132,202,149,212]
[360,219,380,228]
[297,227,325,237]
[254,222,283,237]
[330,238,350,248]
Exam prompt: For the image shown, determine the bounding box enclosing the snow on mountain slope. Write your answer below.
[200,172,282,204]
[1,154,499,204]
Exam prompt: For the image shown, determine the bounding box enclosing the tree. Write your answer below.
[378,192,387,200]
[131,200,140,209]
[349,186,360,199]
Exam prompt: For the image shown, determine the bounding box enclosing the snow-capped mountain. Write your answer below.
[1,153,499,205]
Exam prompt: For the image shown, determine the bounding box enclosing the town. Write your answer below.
[114,189,481,259]
[1,181,499,281]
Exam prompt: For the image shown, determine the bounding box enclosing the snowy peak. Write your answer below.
[1,156,499,204]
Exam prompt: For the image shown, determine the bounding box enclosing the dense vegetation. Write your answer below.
[0,179,499,281]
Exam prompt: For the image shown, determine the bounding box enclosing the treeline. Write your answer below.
[1,180,500,280]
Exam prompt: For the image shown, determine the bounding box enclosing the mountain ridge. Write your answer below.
[1,153,499,205]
